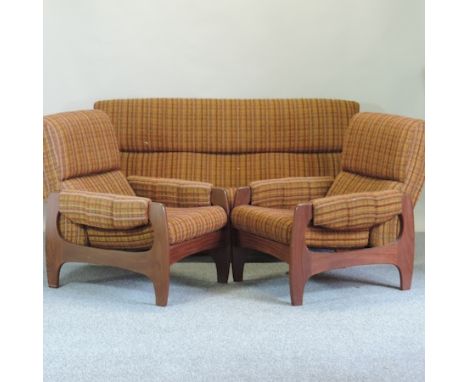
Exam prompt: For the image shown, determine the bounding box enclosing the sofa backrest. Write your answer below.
[94,98,359,188]
[43,110,132,198]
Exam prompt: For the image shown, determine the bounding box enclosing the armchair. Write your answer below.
[44,110,230,306]
[231,112,424,305]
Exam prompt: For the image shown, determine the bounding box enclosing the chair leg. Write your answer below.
[212,248,230,283]
[397,244,415,291]
[289,264,306,306]
[152,270,170,307]
[46,256,63,288]
[45,241,63,288]
[232,248,245,282]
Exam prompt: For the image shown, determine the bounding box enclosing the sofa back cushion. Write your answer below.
[43,110,122,198]
[94,98,359,187]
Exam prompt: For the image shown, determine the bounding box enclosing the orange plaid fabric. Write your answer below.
[128,176,212,207]
[95,98,359,153]
[59,190,150,230]
[342,113,424,183]
[312,190,402,230]
[43,110,120,195]
[250,177,334,209]
[231,205,369,248]
[86,206,227,249]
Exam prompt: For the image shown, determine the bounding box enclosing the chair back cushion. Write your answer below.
[44,110,121,198]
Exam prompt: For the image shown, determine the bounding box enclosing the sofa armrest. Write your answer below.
[59,190,151,229]
[127,176,213,208]
[250,176,334,209]
[312,190,403,230]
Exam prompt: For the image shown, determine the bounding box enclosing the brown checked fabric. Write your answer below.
[250,176,334,209]
[341,113,424,183]
[95,99,359,188]
[95,98,359,154]
[59,190,150,230]
[231,205,369,248]
[128,176,212,207]
[43,110,120,190]
[328,113,424,246]
[120,152,342,188]
[312,190,402,230]
[86,206,227,249]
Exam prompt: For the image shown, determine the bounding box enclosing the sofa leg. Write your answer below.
[232,249,245,282]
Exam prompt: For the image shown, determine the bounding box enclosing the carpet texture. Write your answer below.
[44,234,424,382]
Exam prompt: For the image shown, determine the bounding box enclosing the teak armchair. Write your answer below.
[231,113,425,305]
[44,110,230,306]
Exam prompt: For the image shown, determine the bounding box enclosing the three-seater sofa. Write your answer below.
[44,98,424,306]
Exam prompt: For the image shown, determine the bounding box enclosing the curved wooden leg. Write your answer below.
[289,268,306,306]
[46,258,63,288]
[397,194,415,291]
[153,271,170,307]
[232,248,245,282]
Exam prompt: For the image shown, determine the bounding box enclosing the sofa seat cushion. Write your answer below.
[231,205,369,249]
[80,206,228,250]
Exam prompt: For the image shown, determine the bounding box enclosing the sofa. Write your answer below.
[44,98,424,306]
[93,98,360,208]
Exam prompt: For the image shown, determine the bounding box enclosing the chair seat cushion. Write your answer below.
[60,206,227,250]
[231,205,369,248]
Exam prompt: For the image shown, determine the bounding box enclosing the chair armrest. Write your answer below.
[127,176,212,207]
[59,190,151,229]
[312,190,403,230]
[250,176,334,208]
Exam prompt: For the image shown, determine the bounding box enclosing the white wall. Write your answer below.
[44,0,425,231]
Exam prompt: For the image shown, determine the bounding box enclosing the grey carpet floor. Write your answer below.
[44,234,424,382]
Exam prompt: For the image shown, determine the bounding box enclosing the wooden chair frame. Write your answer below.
[231,187,415,306]
[45,188,231,306]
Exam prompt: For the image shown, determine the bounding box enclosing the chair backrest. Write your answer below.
[94,98,360,187]
[327,112,424,247]
[43,110,133,198]
[327,112,425,206]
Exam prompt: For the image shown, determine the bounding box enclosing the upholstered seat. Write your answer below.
[232,205,370,248]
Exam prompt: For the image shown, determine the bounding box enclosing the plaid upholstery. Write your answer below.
[95,99,357,189]
[59,190,150,230]
[43,111,120,195]
[95,99,359,153]
[58,215,88,246]
[231,205,369,248]
[87,206,227,249]
[62,170,135,196]
[312,190,402,230]
[120,152,342,188]
[342,113,424,182]
[328,113,424,246]
[128,176,212,207]
[250,177,333,209]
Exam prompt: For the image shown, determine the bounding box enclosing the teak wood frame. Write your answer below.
[231,187,415,306]
[45,188,231,307]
